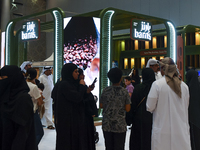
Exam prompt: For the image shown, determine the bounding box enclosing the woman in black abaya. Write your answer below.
[129,68,155,150]
[131,68,141,87]
[78,68,98,150]
[53,63,92,150]
[186,70,200,150]
[0,65,36,150]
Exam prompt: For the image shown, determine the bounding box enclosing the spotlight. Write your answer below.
[12,2,23,5]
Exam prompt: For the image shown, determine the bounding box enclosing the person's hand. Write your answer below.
[132,80,135,83]
[79,79,85,85]
[87,86,94,93]
[37,97,44,106]
[41,93,45,100]
[89,85,95,90]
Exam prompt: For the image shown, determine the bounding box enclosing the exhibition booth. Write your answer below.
[4,7,176,104]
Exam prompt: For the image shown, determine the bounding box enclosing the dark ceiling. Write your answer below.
[75,8,167,31]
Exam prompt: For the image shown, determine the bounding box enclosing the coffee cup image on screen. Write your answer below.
[63,17,100,106]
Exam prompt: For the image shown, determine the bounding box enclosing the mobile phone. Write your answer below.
[91,77,97,87]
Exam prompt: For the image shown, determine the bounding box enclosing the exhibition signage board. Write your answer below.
[140,49,167,56]
[130,19,152,41]
[21,19,40,41]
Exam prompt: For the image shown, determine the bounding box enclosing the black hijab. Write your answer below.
[141,68,156,97]
[61,63,80,87]
[0,65,30,119]
[62,63,78,81]
[186,70,200,129]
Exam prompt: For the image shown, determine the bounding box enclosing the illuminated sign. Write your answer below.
[21,19,40,41]
[131,19,152,41]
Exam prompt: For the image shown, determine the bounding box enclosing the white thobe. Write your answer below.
[38,74,54,127]
[155,71,162,80]
[146,77,191,150]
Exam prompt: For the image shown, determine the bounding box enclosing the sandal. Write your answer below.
[47,126,55,129]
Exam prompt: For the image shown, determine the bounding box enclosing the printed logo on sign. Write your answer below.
[21,20,40,41]
[131,20,152,41]
[133,22,138,26]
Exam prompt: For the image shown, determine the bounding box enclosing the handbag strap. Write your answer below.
[136,96,146,108]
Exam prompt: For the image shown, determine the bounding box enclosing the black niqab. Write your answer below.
[186,70,200,129]
[1,65,29,99]
[141,68,156,97]
[0,65,31,125]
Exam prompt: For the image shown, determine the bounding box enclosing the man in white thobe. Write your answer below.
[20,61,32,73]
[146,57,191,150]
[146,58,162,80]
[39,66,54,129]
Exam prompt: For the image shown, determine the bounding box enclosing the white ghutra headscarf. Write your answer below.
[20,61,32,73]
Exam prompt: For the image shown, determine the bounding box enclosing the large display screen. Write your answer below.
[63,17,100,107]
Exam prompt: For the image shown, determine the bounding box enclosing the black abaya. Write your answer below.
[129,68,155,150]
[186,70,200,150]
[55,80,88,150]
[84,92,98,150]
[53,63,89,150]
[0,65,37,150]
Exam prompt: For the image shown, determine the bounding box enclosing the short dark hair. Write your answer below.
[25,68,37,80]
[37,83,45,91]
[107,68,122,84]
[125,76,131,81]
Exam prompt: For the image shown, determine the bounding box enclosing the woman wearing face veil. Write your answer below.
[129,68,155,150]
[0,65,36,150]
[186,70,200,150]
[52,63,92,150]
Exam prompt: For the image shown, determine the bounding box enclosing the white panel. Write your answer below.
[129,0,141,13]
[1,32,5,67]
[191,0,200,26]
[141,0,150,15]
[168,0,180,27]
[149,0,160,18]
[179,1,192,26]
[158,0,170,20]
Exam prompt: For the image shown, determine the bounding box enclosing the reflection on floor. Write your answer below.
[38,125,131,150]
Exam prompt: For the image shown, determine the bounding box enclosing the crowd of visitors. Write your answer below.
[0,57,199,150]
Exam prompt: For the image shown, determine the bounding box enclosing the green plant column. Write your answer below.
[5,22,13,65]
[52,10,64,83]
[100,10,115,92]
[165,21,177,63]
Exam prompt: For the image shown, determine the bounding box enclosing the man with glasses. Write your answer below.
[146,59,162,80]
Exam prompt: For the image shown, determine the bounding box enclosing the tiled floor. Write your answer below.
[38,126,131,150]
